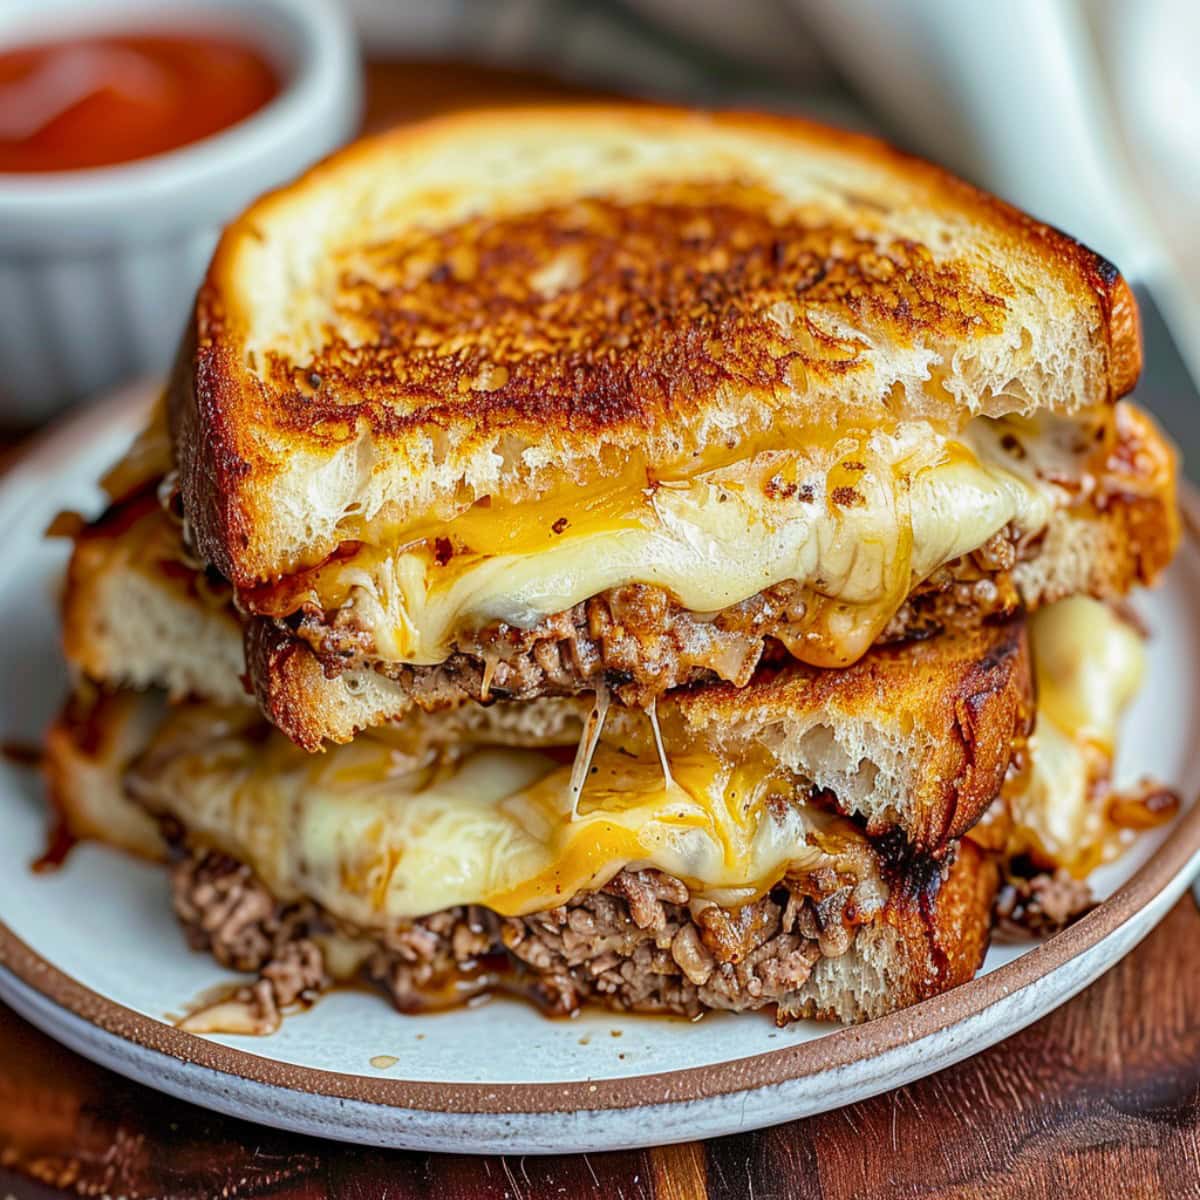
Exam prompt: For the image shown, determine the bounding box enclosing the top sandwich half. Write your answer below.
[166,105,1177,736]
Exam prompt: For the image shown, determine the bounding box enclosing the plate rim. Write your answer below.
[1,382,1198,1118]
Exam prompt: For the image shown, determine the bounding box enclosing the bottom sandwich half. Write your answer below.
[43,603,1163,1032]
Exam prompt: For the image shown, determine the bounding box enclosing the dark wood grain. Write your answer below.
[3,58,1198,1200]
[0,896,1198,1199]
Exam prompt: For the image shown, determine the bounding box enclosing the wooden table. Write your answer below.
[1,896,1197,1199]
[3,60,1199,1200]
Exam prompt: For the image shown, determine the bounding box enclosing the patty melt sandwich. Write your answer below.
[46,106,1179,1031]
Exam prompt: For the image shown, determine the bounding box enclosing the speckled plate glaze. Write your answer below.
[0,382,1197,1155]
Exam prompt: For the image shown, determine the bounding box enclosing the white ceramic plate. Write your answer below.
[0,383,1197,1155]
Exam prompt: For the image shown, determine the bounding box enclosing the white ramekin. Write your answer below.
[0,0,362,425]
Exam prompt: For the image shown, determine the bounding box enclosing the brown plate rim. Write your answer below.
[0,382,1197,1117]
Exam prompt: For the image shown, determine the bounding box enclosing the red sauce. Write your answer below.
[0,33,280,173]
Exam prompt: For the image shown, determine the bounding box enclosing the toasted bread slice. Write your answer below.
[776,836,996,1023]
[62,494,248,708]
[59,602,1030,858]
[171,104,1141,589]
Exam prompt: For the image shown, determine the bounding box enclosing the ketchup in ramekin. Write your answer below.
[0,33,280,173]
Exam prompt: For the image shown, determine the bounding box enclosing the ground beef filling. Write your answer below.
[293,529,1027,707]
[991,866,1095,940]
[501,871,834,1019]
[170,849,878,1032]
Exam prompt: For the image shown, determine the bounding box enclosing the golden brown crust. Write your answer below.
[904,838,999,1002]
[251,191,1005,437]
[168,323,259,596]
[244,618,339,753]
[170,104,1143,585]
[1009,488,1179,616]
[1104,273,1143,401]
[778,837,998,1022]
[1091,492,1179,590]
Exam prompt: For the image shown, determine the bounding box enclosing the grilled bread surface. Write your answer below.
[170,105,1141,587]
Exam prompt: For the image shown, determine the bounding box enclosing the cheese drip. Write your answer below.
[130,716,882,928]
[1008,596,1146,876]
[254,415,1060,669]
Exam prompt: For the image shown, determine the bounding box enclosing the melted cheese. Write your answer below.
[134,719,882,927]
[1029,595,1145,753]
[1008,596,1146,875]
[273,416,1059,669]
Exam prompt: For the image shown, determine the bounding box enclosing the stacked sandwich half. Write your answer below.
[48,108,1179,1032]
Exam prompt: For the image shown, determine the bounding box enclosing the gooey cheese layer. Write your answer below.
[258,416,1063,669]
[130,714,882,929]
[1008,596,1146,876]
